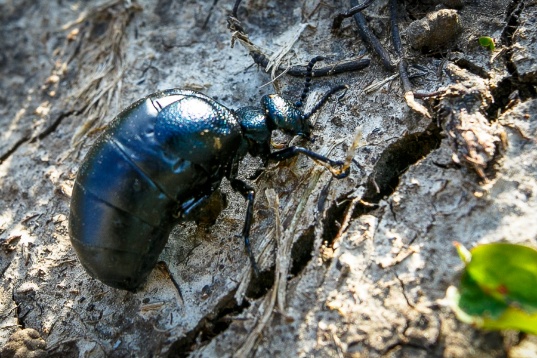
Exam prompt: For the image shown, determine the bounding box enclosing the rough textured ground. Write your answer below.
[1,0,536,357]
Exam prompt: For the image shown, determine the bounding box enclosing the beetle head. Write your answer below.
[261,94,312,139]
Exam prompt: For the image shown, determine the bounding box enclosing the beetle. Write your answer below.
[69,57,350,291]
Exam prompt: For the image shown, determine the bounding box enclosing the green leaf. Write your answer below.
[458,271,507,319]
[468,243,537,313]
[478,36,496,51]
[448,243,537,334]
[481,306,537,333]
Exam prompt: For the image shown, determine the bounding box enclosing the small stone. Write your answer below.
[405,9,463,51]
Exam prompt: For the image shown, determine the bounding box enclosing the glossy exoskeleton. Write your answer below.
[69,57,350,291]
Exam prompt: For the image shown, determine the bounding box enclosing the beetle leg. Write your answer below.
[269,146,350,179]
[174,194,210,219]
[229,178,260,276]
[178,190,226,227]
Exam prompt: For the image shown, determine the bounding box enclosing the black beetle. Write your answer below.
[69,57,350,291]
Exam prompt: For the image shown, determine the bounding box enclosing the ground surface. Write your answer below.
[1,0,536,357]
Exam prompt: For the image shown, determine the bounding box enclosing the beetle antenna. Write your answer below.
[295,56,325,108]
[302,84,348,120]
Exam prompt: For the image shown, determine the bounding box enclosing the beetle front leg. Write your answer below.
[269,146,350,179]
[230,178,260,276]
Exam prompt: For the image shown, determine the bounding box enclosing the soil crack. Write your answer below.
[168,290,250,357]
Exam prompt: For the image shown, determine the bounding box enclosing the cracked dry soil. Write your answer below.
[1,0,537,357]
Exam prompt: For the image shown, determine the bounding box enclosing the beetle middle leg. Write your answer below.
[176,189,227,227]
[229,178,260,276]
[185,190,227,227]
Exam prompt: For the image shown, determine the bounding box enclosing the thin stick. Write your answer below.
[251,52,370,78]
[350,0,394,71]
[332,0,377,30]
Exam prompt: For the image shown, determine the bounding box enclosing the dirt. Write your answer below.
[1,0,536,357]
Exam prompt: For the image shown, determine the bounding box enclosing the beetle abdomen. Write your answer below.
[70,183,173,291]
[70,136,180,290]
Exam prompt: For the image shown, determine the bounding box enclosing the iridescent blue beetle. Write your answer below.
[69,57,349,291]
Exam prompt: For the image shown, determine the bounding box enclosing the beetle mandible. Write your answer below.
[69,57,350,291]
